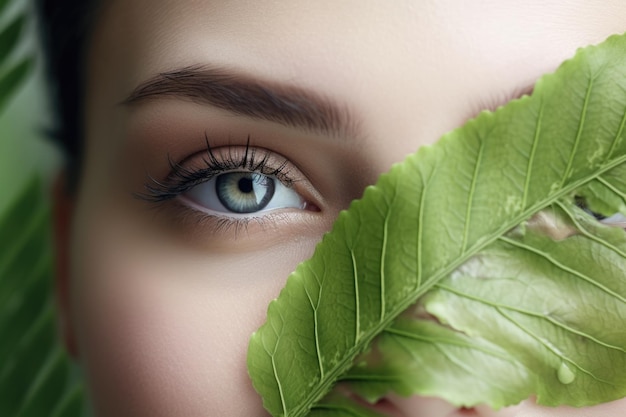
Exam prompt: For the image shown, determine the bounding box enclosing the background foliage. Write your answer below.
[0,0,87,416]
[0,0,58,211]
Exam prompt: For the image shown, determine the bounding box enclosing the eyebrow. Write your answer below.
[123,65,360,139]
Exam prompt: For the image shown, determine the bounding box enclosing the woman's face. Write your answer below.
[65,0,626,416]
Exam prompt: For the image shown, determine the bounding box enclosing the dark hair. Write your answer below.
[34,0,99,189]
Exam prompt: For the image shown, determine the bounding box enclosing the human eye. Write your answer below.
[139,138,320,230]
[183,171,305,215]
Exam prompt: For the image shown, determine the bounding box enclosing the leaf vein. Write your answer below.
[350,249,360,344]
[462,140,485,251]
[384,325,515,362]
[561,75,594,186]
[497,308,614,386]
[557,200,626,258]
[435,283,626,353]
[284,151,626,417]
[607,102,626,160]
[597,176,626,202]
[498,236,626,304]
[522,102,544,209]
[304,278,325,381]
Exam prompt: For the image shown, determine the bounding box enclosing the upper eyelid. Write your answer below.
[137,140,299,203]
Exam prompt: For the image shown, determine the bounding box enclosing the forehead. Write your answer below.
[89,0,620,85]
[85,0,626,154]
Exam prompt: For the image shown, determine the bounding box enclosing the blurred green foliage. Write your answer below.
[0,0,58,214]
[0,1,87,416]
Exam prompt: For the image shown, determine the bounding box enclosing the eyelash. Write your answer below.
[139,136,296,204]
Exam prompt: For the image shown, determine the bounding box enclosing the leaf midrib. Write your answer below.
[293,154,626,417]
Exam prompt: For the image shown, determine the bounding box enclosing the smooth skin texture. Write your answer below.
[55,0,626,416]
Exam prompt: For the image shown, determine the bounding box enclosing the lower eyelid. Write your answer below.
[159,197,326,248]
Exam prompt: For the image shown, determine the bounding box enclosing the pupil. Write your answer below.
[216,172,276,213]
[238,177,254,193]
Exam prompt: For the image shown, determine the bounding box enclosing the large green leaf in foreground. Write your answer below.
[247,33,626,416]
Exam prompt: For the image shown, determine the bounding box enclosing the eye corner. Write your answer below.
[303,201,321,213]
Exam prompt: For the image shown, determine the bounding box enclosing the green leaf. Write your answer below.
[0,179,88,417]
[0,0,32,114]
[247,33,626,416]
[0,56,33,112]
[0,13,26,63]
[0,0,10,17]
[50,385,87,417]
[16,348,74,417]
[0,3,85,417]
[577,163,626,217]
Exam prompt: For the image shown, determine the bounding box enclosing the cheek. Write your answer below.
[74,263,266,416]
[69,206,317,417]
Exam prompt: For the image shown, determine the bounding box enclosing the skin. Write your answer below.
[55,0,626,416]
